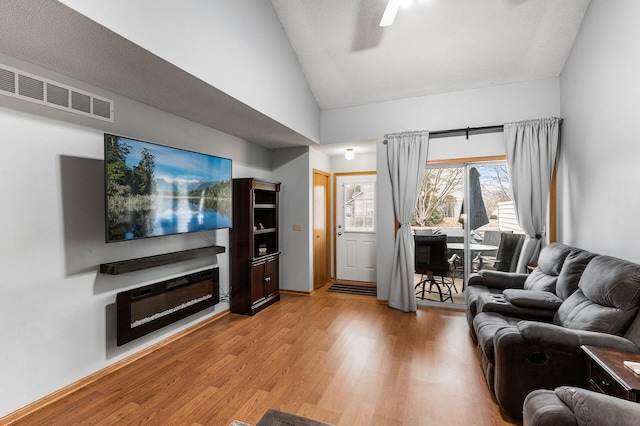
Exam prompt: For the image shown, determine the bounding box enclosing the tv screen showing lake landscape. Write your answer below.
[104,134,232,243]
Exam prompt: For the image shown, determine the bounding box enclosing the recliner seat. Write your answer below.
[466,243,582,342]
[472,253,640,418]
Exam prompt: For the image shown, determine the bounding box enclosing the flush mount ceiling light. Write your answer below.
[380,0,401,26]
[345,148,355,160]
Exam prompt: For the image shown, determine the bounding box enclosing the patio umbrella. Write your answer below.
[459,167,489,231]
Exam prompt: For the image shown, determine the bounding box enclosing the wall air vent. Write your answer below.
[46,83,69,107]
[0,63,114,122]
[0,68,16,93]
[18,74,44,101]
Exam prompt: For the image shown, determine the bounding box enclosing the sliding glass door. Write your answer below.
[412,158,521,306]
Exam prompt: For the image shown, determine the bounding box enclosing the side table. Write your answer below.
[581,345,640,401]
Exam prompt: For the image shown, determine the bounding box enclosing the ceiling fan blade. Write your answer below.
[380,0,400,27]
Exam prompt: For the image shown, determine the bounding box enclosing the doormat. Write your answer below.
[326,283,377,296]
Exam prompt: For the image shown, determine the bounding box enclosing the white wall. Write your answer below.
[558,0,640,261]
[271,147,334,293]
[321,79,561,301]
[272,147,312,292]
[58,0,320,144]
[0,54,272,417]
[321,79,560,144]
[331,151,377,173]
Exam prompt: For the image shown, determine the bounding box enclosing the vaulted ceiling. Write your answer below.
[272,0,591,109]
[0,1,591,151]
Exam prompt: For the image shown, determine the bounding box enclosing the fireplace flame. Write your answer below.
[131,294,212,328]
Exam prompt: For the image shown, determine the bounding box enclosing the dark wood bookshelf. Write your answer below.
[254,228,277,234]
[230,178,281,315]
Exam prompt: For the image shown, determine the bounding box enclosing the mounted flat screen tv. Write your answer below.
[104,133,232,243]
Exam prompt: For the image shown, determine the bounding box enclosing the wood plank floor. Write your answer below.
[10,292,519,426]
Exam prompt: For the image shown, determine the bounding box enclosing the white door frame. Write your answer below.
[334,172,377,283]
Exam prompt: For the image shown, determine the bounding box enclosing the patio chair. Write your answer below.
[492,233,525,272]
[476,230,511,269]
[483,230,508,246]
[414,234,459,302]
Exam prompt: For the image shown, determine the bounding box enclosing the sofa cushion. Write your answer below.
[503,289,563,309]
[554,255,640,335]
[523,243,573,292]
[554,249,596,300]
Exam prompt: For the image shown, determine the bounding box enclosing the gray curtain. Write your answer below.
[504,118,561,272]
[385,131,429,312]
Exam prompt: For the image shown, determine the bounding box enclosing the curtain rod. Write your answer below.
[430,125,504,139]
[383,119,564,143]
[383,125,503,143]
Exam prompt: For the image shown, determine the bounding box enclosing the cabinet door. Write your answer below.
[264,257,279,297]
[250,261,266,303]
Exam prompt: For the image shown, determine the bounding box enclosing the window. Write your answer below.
[412,161,519,235]
[343,181,375,232]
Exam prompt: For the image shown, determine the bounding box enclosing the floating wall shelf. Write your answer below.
[100,245,225,275]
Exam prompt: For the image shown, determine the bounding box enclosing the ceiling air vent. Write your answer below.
[0,63,114,122]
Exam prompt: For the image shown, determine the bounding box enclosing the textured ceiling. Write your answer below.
[272,0,591,109]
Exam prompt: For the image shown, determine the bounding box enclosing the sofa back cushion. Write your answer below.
[523,243,573,292]
[554,255,640,335]
[554,249,596,300]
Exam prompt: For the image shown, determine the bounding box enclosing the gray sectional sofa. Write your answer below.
[465,243,640,418]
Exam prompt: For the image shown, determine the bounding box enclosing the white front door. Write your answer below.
[336,174,377,282]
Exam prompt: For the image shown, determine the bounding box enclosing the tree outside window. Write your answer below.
[412,164,512,228]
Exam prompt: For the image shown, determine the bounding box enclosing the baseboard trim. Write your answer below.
[0,308,230,424]
[280,289,312,295]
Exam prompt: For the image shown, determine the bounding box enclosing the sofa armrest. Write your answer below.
[517,321,640,354]
[523,389,576,426]
[556,386,640,425]
[468,270,529,291]
[503,290,563,310]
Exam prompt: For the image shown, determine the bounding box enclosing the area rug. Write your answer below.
[326,282,377,296]
[257,409,334,425]
[230,408,334,426]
